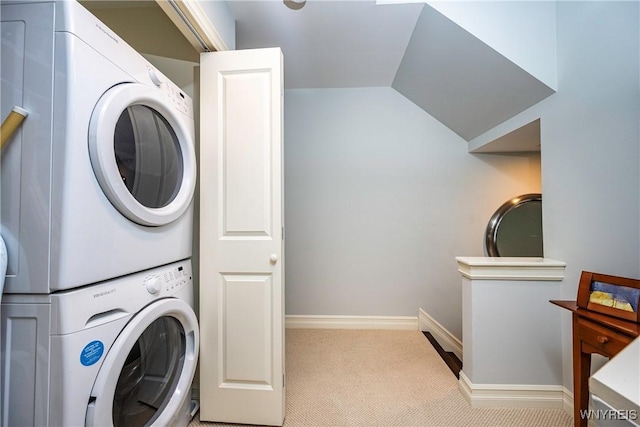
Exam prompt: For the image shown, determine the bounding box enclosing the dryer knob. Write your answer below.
[145,276,162,294]
[148,68,163,87]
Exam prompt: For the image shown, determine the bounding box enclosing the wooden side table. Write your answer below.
[551,300,640,427]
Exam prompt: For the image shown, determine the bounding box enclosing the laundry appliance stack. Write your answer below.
[0,1,199,426]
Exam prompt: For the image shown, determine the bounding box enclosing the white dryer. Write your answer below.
[1,259,199,427]
[0,0,197,293]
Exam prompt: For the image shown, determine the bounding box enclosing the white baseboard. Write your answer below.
[563,387,574,417]
[285,315,419,330]
[458,371,567,409]
[418,308,463,360]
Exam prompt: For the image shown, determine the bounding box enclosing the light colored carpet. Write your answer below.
[189,329,572,427]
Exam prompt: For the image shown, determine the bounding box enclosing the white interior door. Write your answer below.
[199,47,284,426]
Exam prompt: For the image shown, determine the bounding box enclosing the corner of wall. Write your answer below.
[418,308,463,360]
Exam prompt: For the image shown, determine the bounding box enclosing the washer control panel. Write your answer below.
[142,263,190,296]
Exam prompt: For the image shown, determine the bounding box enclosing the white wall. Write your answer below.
[462,277,563,385]
[284,87,542,338]
[540,1,640,390]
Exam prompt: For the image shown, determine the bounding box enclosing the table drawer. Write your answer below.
[578,318,634,356]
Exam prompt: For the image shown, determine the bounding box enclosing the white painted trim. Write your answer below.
[455,257,566,281]
[156,0,229,52]
[418,308,463,360]
[179,0,229,51]
[285,315,418,330]
[458,371,566,409]
[563,387,574,417]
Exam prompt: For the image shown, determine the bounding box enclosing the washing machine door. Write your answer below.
[85,298,199,427]
[89,83,196,226]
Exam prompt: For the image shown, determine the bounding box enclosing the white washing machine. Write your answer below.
[1,259,199,427]
[0,0,197,294]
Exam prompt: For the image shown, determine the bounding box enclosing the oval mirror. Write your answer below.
[485,193,543,257]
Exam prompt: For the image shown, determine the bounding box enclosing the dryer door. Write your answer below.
[85,299,199,427]
[89,83,196,226]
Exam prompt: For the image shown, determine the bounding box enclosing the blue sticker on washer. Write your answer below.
[80,340,104,366]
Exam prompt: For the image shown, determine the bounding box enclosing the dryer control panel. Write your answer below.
[147,66,192,117]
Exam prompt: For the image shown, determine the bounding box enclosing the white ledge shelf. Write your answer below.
[456,257,566,281]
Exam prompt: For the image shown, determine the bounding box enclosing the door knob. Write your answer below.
[270,254,278,264]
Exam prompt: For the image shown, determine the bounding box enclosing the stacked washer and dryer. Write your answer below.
[1,1,199,426]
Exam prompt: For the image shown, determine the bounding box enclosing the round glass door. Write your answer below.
[89,83,196,226]
[114,105,183,210]
[86,299,199,427]
[112,317,185,427]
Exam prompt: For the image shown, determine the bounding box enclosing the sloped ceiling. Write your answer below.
[228,1,555,144]
[471,119,541,153]
[228,1,423,88]
[391,5,555,141]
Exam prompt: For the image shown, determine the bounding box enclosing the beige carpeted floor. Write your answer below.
[189,329,572,427]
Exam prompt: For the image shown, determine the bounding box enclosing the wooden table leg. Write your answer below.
[573,314,591,427]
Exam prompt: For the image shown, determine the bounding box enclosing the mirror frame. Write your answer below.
[485,193,542,257]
